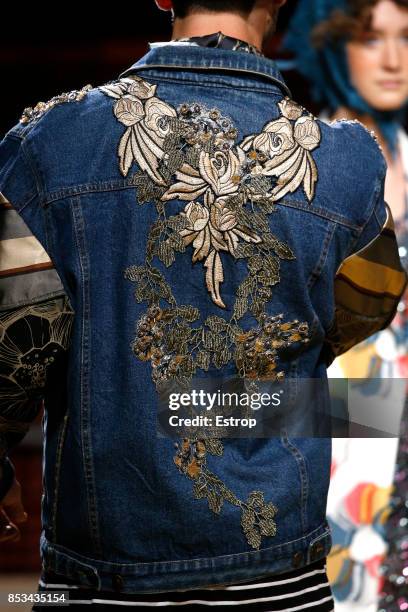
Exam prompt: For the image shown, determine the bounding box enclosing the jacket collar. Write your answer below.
[173,32,264,57]
[118,42,291,98]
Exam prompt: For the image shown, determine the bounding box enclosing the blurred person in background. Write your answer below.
[284,1,408,610]
[0,0,406,610]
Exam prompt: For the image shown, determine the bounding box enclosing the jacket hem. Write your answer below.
[40,522,332,593]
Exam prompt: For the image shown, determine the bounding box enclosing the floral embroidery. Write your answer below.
[100,76,318,549]
[19,85,93,125]
[0,296,74,459]
[241,98,320,203]
[101,77,321,308]
[0,296,74,415]
[100,78,175,183]
[175,437,278,550]
[128,297,309,385]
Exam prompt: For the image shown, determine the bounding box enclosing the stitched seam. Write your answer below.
[279,199,360,230]
[51,411,70,542]
[125,64,291,97]
[43,523,331,569]
[280,436,309,533]
[42,187,361,231]
[128,73,283,95]
[307,223,336,290]
[345,173,384,256]
[4,134,24,144]
[43,182,140,205]
[20,137,44,205]
[374,206,382,227]
[0,289,67,312]
[42,198,53,256]
[70,197,102,556]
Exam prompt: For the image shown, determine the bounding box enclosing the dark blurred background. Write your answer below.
[0,0,308,136]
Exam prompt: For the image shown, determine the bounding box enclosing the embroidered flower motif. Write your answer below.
[114,96,145,126]
[278,98,304,121]
[212,199,237,232]
[182,201,210,233]
[241,104,321,202]
[101,76,177,183]
[162,148,245,202]
[100,77,316,551]
[0,297,74,416]
[100,77,157,101]
[159,145,263,307]
[125,78,157,100]
[101,79,321,307]
[144,99,177,138]
[177,197,261,307]
[124,279,308,549]
[294,116,321,151]
[199,149,243,197]
[174,439,278,549]
[250,117,295,158]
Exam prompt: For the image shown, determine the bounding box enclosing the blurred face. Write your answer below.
[346,0,408,111]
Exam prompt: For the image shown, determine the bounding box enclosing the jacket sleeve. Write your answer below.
[0,296,74,501]
[0,129,73,502]
[322,191,408,366]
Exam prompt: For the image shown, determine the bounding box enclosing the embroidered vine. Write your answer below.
[100,77,321,308]
[100,75,321,550]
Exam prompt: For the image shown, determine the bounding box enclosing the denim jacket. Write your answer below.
[0,43,406,593]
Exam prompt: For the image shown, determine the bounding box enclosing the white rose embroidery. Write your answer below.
[101,79,321,305]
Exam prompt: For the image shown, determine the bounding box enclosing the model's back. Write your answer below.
[0,19,406,602]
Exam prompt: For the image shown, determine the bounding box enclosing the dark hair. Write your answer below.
[312,0,408,47]
[171,0,257,18]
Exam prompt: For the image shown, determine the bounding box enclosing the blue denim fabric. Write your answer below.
[0,43,387,593]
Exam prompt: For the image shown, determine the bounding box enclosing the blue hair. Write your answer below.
[282,0,407,155]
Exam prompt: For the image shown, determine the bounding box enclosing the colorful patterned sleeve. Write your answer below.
[0,189,74,501]
[322,202,408,365]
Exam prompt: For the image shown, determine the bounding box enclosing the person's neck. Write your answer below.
[330,106,393,163]
[171,10,272,51]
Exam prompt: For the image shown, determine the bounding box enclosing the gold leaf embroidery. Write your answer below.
[176,437,276,550]
[100,77,317,550]
[101,81,321,307]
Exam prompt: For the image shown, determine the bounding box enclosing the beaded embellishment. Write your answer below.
[19,85,93,124]
[100,78,321,308]
[100,76,320,549]
[330,117,384,154]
